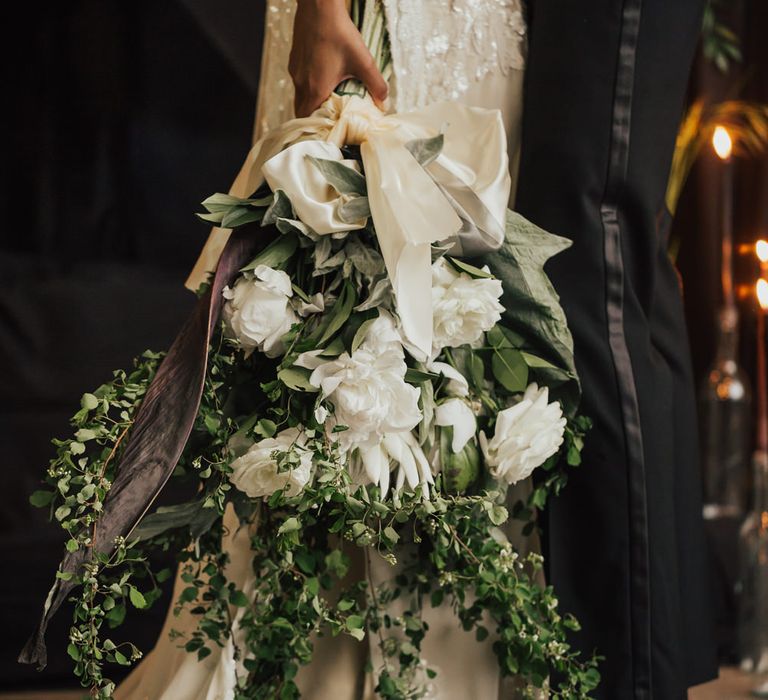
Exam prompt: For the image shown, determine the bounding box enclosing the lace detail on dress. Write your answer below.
[253,0,526,138]
[253,0,297,141]
[382,0,526,112]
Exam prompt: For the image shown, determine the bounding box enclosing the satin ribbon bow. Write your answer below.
[186,94,511,358]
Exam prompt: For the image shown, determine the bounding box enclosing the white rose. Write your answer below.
[223,265,298,358]
[479,383,566,485]
[309,314,422,449]
[431,257,504,355]
[229,427,312,498]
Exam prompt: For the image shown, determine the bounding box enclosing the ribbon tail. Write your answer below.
[361,132,461,358]
[19,229,263,669]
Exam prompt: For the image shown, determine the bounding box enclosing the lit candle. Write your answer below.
[714,126,735,309]
[756,277,768,453]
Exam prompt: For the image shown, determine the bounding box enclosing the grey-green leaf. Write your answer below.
[405,134,444,167]
[479,210,579,414]
[308,156,367,196]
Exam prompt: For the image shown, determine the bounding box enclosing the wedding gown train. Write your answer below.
[117,2,528,698]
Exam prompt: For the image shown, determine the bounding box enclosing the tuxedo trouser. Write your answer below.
[516,1,719,698]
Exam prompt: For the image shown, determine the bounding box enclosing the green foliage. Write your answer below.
[29,136,600,698]
[702,0,742,74]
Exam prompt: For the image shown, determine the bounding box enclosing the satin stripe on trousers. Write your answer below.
[516,1,718,698]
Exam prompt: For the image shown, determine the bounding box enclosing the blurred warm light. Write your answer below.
[758,278,768,310]
[713,126,733,160]
[757,240,768,263]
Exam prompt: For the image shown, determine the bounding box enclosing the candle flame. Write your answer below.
[713,126,733,160]
[758,240,768,263]
[758,279,768,310]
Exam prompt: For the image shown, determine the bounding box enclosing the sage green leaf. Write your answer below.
[351,310,380,352]
[467,351,486,389]
[240,232,299,272]
[80,393,99,410]
[405,368,440,384]
[307,156,367,195]
[278,367,318,392]
[491,346,528,393]
[479,210,579,413]
[201,192,271,212]
[405,133,444,167]
[229,590,249,607]
[262,190,294,225]
[447,256,493,279]
[278,517,301,534]
[317,280,357,345]
[128,586,147,609]
[354,277,392,311]
[29,489,54,507]
[441,430,480,494]
[221,207,263,229]
[197,211,225,224]
[338,196,371,223]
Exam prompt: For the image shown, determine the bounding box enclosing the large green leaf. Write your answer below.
[479,211,580,414]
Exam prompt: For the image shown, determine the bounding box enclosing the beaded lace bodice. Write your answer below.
[255,0,526,139]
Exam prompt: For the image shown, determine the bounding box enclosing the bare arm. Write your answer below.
[289,0,388,117]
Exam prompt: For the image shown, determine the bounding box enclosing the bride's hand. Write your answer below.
[289,0,388,117]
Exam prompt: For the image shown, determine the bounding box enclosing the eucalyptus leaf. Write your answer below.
[317,280,357,346]
[240,232,299,272]
[221,207,264,229]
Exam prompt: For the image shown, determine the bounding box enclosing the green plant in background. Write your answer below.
[667,100,768,220]
[665,1,768,259]
[702,0,742,73]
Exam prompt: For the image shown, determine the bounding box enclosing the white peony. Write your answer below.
[479,383,566,485]
[229,427,312,498]
[222,265,298,358]
[431,257,504,355]
[308,314,422,449]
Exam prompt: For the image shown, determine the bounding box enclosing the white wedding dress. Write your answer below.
[117,2,527,699]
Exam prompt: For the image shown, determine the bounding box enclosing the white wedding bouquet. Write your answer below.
[21,5,600,699]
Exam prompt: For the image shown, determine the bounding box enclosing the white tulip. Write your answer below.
[431,257,504,355]
[357,431,433,499]
[480,383,566,485]
[434,398,477,453]
[229,427,312,498]
[223,265,297,358]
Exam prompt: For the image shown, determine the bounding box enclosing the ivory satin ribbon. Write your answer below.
[186,93,511,358]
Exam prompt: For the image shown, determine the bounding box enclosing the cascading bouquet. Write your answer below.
[20,7,599,700]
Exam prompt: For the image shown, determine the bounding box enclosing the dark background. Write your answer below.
[0,0,263,688]
[1,0,766,691]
